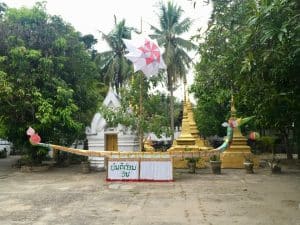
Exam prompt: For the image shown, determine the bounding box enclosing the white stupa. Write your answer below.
[85,87,139,170]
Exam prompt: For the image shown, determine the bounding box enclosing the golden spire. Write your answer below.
[173,88,195,145]
[183,80,188,103]
[168,78,213,152]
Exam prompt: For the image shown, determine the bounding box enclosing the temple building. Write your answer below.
[85,87,139,170]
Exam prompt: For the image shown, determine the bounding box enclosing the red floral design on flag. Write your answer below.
[123,36,166,77]
[138,40,161,65]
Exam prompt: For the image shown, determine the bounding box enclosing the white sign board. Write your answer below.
[140,159,173,181]
[107,160,139,181]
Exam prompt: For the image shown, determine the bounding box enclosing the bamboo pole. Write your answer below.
[45,143,220,159]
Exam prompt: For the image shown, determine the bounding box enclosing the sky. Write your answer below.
[5,0,213,100]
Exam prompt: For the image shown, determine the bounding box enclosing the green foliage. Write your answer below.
[28,146,49,165]
[185,157,200,163]
[210,154,220,162]
[97,18,134,94]
[0,3,105,157]
[256,136,276,153]
[15,146,49,166]
[99,73,182,138]
[193,93,229,137]
[192,0,300,158]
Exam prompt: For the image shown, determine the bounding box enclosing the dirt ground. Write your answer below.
[0,156,299,225]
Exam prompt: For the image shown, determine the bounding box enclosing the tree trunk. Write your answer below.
[282,129,293,160]
[168,68,174,142]
[115,80,119,95]
[139,73,144,151]
[170,85,174,142]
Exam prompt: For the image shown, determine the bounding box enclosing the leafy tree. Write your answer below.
[192,0,300,158]
[80,34,98,59]
[99,73,182,144]
[0,3,105,163]
[97,18,134,94]
[150,1,196,141]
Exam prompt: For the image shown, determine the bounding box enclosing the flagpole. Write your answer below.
[123,18,166,151]
[139,72,144,151]
[138,17,143,152]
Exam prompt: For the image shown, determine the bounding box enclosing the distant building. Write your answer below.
[0,139,11,155]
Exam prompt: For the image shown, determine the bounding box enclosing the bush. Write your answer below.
[25,146,50,165]
[185,157,200,163]
[210,154,220,161]
[256,136,276,153]
[9,146,21,155]
[16,155,34,167]
[207,136,223,148]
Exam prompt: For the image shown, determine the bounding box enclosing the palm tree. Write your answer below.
[150,2,196,141]
[97,17,134,94]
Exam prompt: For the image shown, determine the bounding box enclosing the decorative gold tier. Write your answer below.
[173,158,206,169]
[186,100,208,147]
[221,127,254,168]
[186,100,199,137]
[221,152,251,168]
[143,140,154,152]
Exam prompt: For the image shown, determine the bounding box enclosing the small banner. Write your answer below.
[106,158,173,182]
[140,159,173,181]
[107,160,139,181]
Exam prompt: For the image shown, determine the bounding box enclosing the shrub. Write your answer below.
[256,136,276,153]
[25,146,50,165]
[210,154,220,161]
[185,157,200,163]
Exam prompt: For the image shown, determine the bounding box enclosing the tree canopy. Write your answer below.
[97,18,134,94]
[192,0,300,158]
[0,3,105,161]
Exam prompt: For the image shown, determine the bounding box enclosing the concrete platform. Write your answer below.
[0,156,299,225]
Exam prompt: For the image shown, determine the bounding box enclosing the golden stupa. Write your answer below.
[168,85,213,168]
[220,96,255,168]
